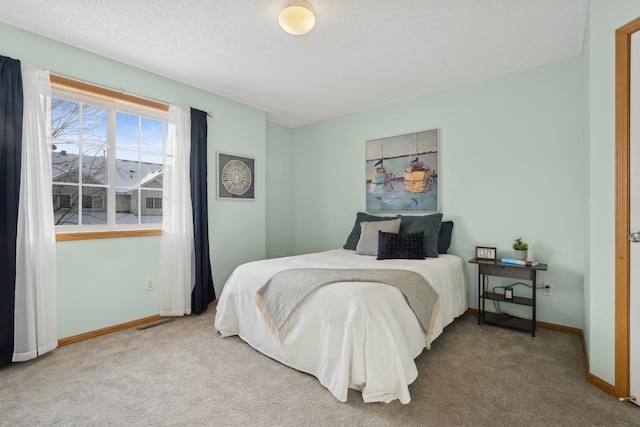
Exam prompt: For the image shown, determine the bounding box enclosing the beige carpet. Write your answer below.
[0,309,638,426]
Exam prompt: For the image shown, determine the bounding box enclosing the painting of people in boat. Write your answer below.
[365,129,438,212]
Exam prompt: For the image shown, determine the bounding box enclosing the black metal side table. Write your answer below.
[469,258,548,337]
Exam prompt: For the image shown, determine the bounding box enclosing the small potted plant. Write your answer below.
[512,237,529,260]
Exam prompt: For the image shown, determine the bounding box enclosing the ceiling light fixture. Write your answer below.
[278,0,316,35]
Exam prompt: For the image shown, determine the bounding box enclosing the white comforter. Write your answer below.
[214,249,467,404]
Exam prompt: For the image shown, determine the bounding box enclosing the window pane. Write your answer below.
[116,187,134,212]
[116,186,139,225]
[116,148,138,162]
[116,112,139,151]
[141,153,163,188]
[59,194,71,208]
[144,196,162,210]
[81,194,105,210]
[92,195,104,209]
[82,145,107,185]
[141,189,162,224]
[141,117,164,154]
[52,98,80,140]
[115,151,139,187]
[82,195,92,209]
[80,186,107,225]
[141,152,163,165]
[52,143,80,183]
[53,184,78,225]
[82,104,108,144]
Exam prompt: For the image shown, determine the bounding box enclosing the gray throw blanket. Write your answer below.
[255,268,441,343]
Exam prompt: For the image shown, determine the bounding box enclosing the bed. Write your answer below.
[214,214,467,404]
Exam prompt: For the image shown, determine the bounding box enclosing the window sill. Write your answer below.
[56,229,162,242]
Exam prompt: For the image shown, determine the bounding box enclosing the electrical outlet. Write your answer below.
[543,282,553,296]
[145,277,154,291]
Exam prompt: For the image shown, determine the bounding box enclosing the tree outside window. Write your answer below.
[51,94,166,228]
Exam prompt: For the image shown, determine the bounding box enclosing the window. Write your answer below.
[82,195,104,210]
[51,77,168,233]
[146,197,162,210]
[56,194,71,209]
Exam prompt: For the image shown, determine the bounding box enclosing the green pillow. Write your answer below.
[343,212,396,250]
[395,213,443,258]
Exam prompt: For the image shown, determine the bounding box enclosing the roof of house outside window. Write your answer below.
[52,152,163,192]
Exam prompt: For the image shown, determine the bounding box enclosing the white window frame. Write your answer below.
[51,83,168,235]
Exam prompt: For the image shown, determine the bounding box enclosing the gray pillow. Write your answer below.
[343,212,396,250]
[356,219,401,256]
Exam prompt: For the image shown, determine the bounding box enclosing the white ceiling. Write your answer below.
[0,0,588,128]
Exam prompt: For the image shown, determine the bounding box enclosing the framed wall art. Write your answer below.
[365,129,439,212]
[217,152,255,200]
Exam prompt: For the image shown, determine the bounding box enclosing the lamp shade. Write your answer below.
[279,0,315,35]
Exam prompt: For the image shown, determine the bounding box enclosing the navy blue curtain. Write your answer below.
[0,56,23,367]
[190,108,215,314]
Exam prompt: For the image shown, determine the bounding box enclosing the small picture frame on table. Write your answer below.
[475,246,497,261]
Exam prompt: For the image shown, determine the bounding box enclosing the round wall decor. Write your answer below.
[221,159,252,195]
[217,152,255,200]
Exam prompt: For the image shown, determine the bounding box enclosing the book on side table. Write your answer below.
[501,258,539,266]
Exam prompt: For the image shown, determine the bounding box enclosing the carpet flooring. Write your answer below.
[1,309,638,426]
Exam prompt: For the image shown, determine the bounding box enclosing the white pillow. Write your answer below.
[355,219,401,256]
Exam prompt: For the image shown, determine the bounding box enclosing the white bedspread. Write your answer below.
[214,249,468,404]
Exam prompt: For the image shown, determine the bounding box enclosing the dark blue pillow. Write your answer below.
[438,221,454,254]
[377,231,425,260]
[343,212,396,250]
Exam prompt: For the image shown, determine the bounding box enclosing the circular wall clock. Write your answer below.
[221,159,252,195]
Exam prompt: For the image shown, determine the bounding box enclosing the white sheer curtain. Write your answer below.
[160,104,195,316]
[13,63,57,362]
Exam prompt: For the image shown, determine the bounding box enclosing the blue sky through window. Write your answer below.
[51,94,166,227]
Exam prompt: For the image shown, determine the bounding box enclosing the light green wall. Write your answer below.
[586,0,640,385]
[4,2,634,387]
[263,0,640,387]
[0,22,266,338]
[284,57,587,329]
[57,237,161,337]
[265,122,294,259]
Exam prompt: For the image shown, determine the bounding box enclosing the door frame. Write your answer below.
[615,16,640,399]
